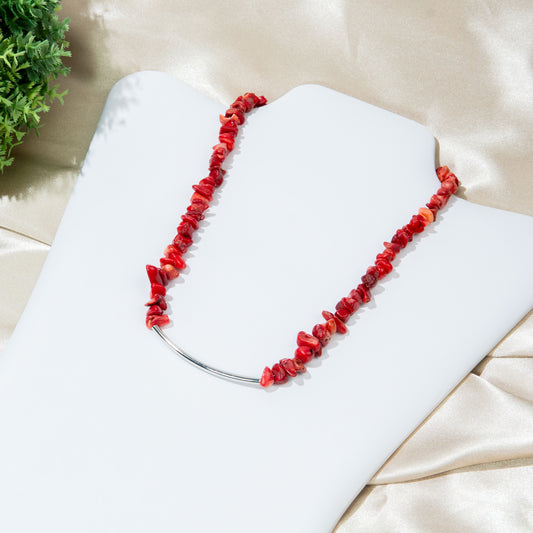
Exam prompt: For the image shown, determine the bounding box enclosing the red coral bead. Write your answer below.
[335,307,351,322]
[429,194,446,209]
[294,345,314,364]
[407,215,425,234]
[187,202,209,215]
[280,358,297,377]
[375,259,393,278]
[160,253,186,270]
[150,282,166,298]
[146,314,170,329]
[391,230,409,248]
[272,363,287,384]
[322,310,347,334]
[436,166,451,182]
[292,358,306,373]
[145,294,167,310]
[325,318,336,335]
[356,284,372,303]
[362,267,379,288]
[209,168,226,186]
[296,331,321,351]
[161,263,180,280]
[260,367,274,387]
[218,133,235,151]
[181,214,200,230]
[212,142,229,155]
[192,184,214,201]
[347,289,363,305]
[146,305,163,316]
[146,264,164,285]
[177,221,195,239]
[384,241,401,254]
[312,323,331,346]
[173,235,193,253]
[199,176,216,188]
[219,120,238,135]
[336,297,358,313]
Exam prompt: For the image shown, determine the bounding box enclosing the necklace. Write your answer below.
[144,92,460,387]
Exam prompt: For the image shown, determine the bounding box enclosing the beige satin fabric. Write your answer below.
[1,1,532,530]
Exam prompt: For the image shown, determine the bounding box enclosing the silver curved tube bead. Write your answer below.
[153,325,261,385]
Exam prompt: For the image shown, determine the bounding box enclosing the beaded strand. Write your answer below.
[144,92,460,387]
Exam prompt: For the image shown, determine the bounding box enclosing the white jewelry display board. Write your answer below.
[0,72,532,533]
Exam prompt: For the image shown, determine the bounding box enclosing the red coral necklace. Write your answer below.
[144,92,460,388]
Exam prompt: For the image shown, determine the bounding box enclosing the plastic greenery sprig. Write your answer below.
[0,0,70,172]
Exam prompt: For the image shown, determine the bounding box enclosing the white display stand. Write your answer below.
[0,72,532,532]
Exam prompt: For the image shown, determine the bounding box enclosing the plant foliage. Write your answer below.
[0,0,70,171]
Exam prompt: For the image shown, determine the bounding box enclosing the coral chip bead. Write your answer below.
[335,307,351,322]
[294,345,314,364]
[312,323,331,346]
[280,358,297,377]
[272,363,287,384]
[375,259,393,278]
[296,331,321,351]
[322,310,347,334]
[173,235,193,253]
[146,265,164,286]
[160,253,186,270]
[161,264,180,280]
[150,282,166,298]
[292,358,306,373]
[418,207,434,225]
[146,314,170,329]
[260,367,274,387]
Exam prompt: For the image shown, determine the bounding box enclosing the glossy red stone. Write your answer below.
[192,184,214,201]
[177,221,195,239]
[335,307,351,322]
[208,168,225,187]
[190,192,210,207]
[362,267,379,288]
[146,305,163,316]
[160,252,186,270]
[180,214,200,230]
[312,323,331,346]
[391,230,409,248]
[280,358,297,377]
[146,314,170,329]
[272,363,287,384]
[219,120,238,135]
[218,134,235,151]
[436,166,451,182]
[146,265,164,286]
[384,241,401,254]
[356,284,371,303]
[292,358,307,373]
[260,367,274,387]
[347,289,364,305]
[294,345,314,364]
[407,215,425,234]
[173,235,193,253]
[145,294,167,310]
[322,310,347,334]
[375,259,393,278]
[150,282,166,298]
[296,331,321,351]
[336,297,358,313]
[161,264,179,280]
[199,176,217,188]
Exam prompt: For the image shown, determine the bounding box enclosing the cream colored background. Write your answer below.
[1,1,532,531]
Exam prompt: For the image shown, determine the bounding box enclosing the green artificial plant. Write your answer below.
[0,0,70,171]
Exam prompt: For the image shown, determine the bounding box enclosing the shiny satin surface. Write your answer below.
[1,1,532,530]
